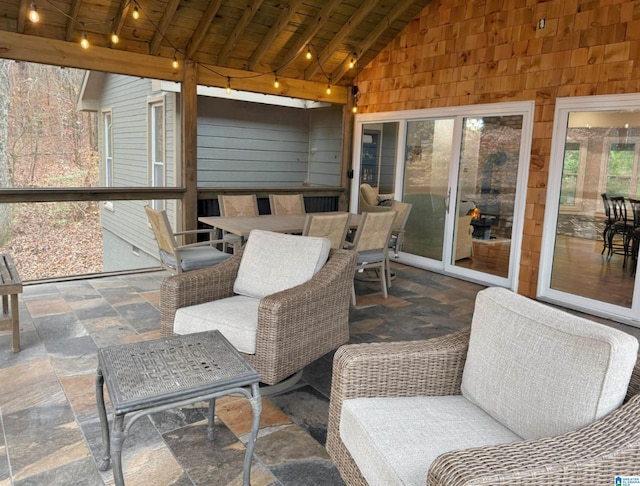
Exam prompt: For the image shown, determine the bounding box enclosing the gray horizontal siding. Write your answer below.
[197,97,312,187]
[308,107,342,186]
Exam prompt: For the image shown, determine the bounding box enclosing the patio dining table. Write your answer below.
[199,211,360,238]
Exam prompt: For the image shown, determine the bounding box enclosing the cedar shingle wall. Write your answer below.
[357,0,640,297]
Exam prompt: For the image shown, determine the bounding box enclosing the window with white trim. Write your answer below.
[149,99,165,210]
[103,110,113,209]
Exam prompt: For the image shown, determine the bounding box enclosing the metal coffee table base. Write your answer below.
[95,331,261,486]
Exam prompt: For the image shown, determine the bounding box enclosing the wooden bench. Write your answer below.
[0,254,22,352]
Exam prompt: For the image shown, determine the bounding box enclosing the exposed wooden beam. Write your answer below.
[65,0,83,42]
[280,0,342,69]
[149,0,181,55]
[331,0,416,84]
[185,0,223,59]
[248,0,304,71]
[0,31,346,103]
[217,0,264,64]
[0,31,182,81]
[17,0,28,34]
[305,0,377,80]
[196,62,348,104]
[112,0,132,40]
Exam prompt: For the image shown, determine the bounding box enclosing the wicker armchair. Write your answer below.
[161,248,357,386]
[327,291,640,485]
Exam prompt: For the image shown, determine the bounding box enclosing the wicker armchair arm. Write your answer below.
[160,253,242,337]
[326,329,470,474]
[428,394,640,485]
[331,328,470,402]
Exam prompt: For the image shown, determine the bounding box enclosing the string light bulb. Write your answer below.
[28,2,39,23]
[274,74,279,89]
[352,105,358,114]
[110,31,119,44]
[226,77,231,95]
[80,32,89,49]
[172,54,179,69]
[326,76,332,95]
[349,54,356,69]
[306,45,312,60]
[132,5,140,19]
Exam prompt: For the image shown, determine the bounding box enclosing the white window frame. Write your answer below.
[148,96,165,210]
[600,138,640,199]
[103,109,114,211]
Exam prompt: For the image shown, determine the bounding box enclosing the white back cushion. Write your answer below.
[461,287,638,440]
[234,229,331,299]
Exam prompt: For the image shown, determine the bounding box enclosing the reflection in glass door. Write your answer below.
[452,115,525,278]
[540,94,640,327]
[402,119,454,261]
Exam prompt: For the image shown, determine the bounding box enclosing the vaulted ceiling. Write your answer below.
[2,0,431,102]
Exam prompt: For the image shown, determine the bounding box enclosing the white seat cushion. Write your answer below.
[340,395,522,486]
[173,295,259,354]
[234,229,331,299]
[462,287,639,440]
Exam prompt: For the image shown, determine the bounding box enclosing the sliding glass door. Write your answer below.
[351,102,534,290]
[539,94,640,326]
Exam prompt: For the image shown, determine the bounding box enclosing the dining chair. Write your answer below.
[627,198,640,271]
[269,194,306,215]
[600,193,615,256]
[608,196,634,265]
[144,206,230,274]
[348,211,397,305]
[386,201,413,285]
[218,194,259,252]
[303,212,351,249]
[388,200,413,257]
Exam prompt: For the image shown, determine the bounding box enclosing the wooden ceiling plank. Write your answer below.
[305,0,378,80]
[332,0,417,84]
[217,0,265,64]
[248,0,305,72]
[186,0,223,59]
[149,0,181,55]
[65,0,82,42]
[280,0,342,69]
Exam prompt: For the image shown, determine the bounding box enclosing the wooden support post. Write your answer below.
[340,101,355,212]
[181,60,198,237]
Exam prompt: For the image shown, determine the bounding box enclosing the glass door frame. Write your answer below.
[351,101,534,291]
[538,93,640,327]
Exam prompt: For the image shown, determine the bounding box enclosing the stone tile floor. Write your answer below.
[0,262,639,485]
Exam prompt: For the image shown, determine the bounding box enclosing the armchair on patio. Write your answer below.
[145,206,230,274]
[160,229,357,388]
[327,287,640,486]
[359,183,394,213]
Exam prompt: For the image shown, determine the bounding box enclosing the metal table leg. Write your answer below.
[95,366,111,472]
[243,383,262,486]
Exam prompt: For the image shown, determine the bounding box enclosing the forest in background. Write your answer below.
[0,61,102,281]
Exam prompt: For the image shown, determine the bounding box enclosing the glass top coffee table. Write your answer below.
[95,330,261,486]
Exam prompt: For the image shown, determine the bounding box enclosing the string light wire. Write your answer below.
[32,0,341,95]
